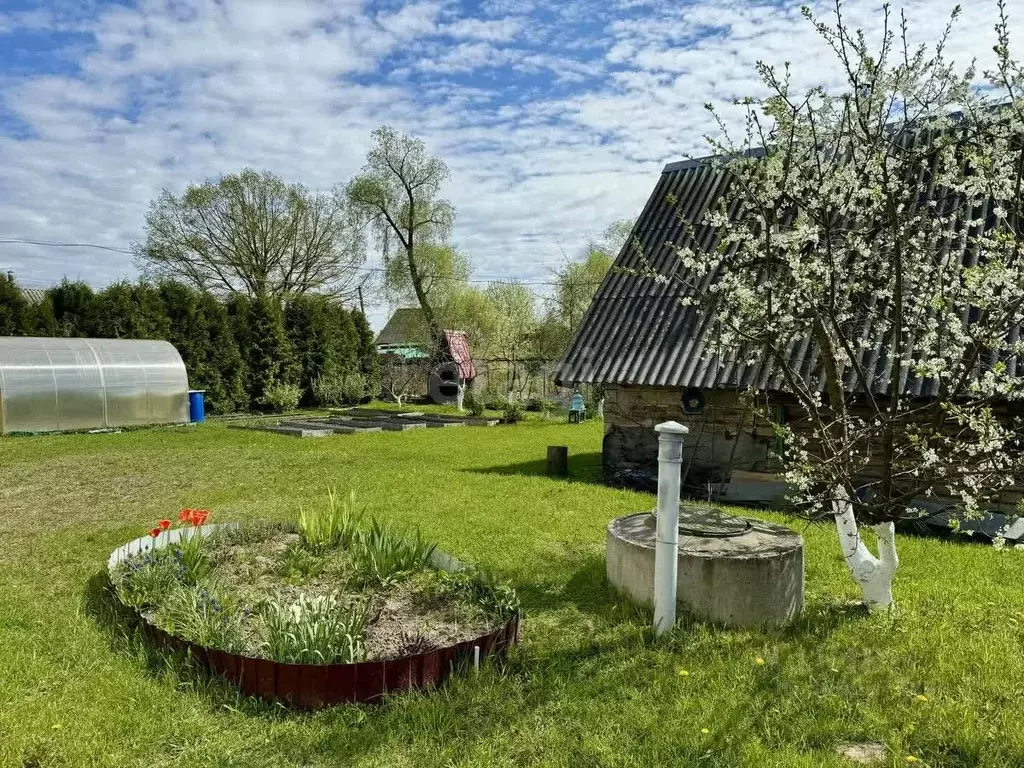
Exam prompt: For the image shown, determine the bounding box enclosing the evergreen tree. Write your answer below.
[352,309,380,400]
[159,281,247,414]
[0,274,32,335]
[91,282,170,339]
[230,294,297,410]
[48,280,97,337]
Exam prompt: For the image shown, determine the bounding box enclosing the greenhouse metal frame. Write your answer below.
[0,337,189,434]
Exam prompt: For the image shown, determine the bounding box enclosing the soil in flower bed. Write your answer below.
[111,517,518,664]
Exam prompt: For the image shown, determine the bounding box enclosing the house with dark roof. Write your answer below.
[375,307,430,360]
[375,307,477,402]
[555,153,1024,509]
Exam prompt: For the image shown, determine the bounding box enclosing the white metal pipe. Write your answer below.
[653,420,689,636]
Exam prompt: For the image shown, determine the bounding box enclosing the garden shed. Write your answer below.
[0,337,189,434]
[555,155,1024,510]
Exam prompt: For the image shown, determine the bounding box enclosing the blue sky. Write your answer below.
[0,0,1016,328]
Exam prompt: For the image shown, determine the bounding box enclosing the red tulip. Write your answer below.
[192,510,210,526]
[158,519,171,530]
[149,528,161,538]
[178,509,192,523]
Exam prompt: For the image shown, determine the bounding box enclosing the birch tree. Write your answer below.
[674,1,1024,609]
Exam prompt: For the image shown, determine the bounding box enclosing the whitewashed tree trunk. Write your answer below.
[832,486,899,610]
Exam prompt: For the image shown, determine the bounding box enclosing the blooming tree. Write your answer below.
[673,1,1024,608]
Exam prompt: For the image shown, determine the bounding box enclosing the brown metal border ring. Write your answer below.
[107,524,521,709]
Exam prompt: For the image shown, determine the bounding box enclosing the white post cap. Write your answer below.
[655,420,689,436]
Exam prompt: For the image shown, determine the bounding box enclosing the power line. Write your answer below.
[0,238,604,288]
[0,238,134,254]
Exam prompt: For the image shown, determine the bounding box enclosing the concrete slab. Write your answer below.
[328,417,427,431]
[262,425,334,438]
[278,420,382,434]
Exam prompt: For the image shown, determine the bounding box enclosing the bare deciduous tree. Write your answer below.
[135,168,366,301]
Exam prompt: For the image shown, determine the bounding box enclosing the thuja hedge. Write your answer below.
[0,274,379,414]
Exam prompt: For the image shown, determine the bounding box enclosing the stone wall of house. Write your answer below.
[604,384,1024,513]
[603,385,783,492]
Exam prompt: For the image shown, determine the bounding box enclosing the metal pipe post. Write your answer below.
[653,420,689,636]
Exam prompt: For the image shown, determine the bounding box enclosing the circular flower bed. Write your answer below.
[108,500,520,708]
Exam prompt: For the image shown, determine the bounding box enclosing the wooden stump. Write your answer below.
[546,445,569,477]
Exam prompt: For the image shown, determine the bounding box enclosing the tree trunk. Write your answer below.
[832,486,899,610]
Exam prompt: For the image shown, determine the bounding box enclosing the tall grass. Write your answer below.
[261,595,368,664]
[297,488,362,552]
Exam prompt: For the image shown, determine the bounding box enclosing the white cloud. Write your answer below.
[441,16,524,41]
[0,0,1020,329]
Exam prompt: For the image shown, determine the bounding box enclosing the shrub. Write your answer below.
[311,373,346,407]
[231,294,300,411]
[0,273,34,336]
[311,370,366,406]
[501,399,525,425]
[260,383,302,413]
[160,282,247,414]
[261,594,368,664]
[297,489,362,552]
[464,391,486,417]
[352,311,381,399]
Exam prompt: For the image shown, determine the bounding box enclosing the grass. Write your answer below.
[1,415,1024,766]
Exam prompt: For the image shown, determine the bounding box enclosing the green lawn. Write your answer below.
[2,415,1023,767]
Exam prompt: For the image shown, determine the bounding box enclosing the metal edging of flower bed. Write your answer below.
[107,524,521,709]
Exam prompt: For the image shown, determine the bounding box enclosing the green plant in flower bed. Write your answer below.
[297,488,362,552]
[432,569,521,622]
[261,594,369,664]
[350,517,437,588]
[155,584,245,652]
[280,543,326,583]
[115,549,183,610]
[110,494,516,668]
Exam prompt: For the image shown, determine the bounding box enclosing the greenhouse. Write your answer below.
[0,337,189,434]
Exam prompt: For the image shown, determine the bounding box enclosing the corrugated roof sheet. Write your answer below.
[20,287,47,305]
[555,145,1004,398]
[375,308,429,347]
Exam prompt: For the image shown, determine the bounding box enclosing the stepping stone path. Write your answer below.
[235,409,499,438]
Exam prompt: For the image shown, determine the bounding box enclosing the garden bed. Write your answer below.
[107,503,520,707]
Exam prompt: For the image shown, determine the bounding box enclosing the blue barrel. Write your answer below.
[188,390,206,423]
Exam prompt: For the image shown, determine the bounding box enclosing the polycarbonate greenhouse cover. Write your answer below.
[0,337,189,434]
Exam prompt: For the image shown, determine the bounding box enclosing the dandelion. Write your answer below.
[700,728,710,735]
[905,756,919,764]
[915,694,929,702]
[678,669,690,677]
[755,657,765,666]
